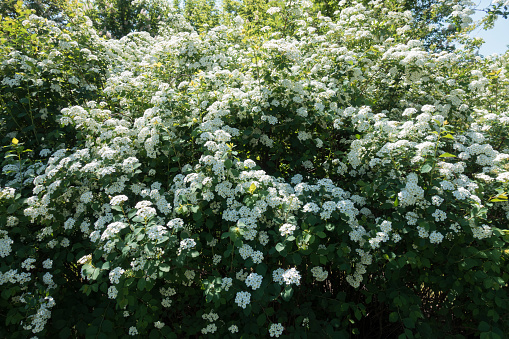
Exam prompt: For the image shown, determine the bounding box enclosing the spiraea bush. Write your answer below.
[1,0,509,338]
[0,1,109,155]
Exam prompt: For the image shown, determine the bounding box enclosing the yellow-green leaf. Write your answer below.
[489,192,508,202]
[248,183,256,194]
[439,153,456,158]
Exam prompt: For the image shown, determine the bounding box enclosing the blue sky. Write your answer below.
[469,0,509,56]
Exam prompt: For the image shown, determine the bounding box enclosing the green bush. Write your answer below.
[1,1,508,338]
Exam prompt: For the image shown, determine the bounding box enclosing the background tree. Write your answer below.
[0,0,71,23]
[83,0,178,38]
[178,0,221,32]
[312,0,508,51]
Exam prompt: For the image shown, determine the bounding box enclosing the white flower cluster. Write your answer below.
[273,268,302,286]
[146,225,167,241]
[221,277,233,291]
[26,296,56,333]
[0,231,14,258]
[110,195,128,206]
[177,238,196,255]
[167,218,184,230]
[108,286,118,299]
[245,273,263,290]
[235,291,251,309]
[429,231,444,244]
[202,310,219,322]
[22,258,36,270]
[310,266,329,281]
[100,222,128,241]
[201,323,217,334]
[398,173,424,207]
[269,323,284,337]
[154,321,165,329]
[109,267,125,284]
[135,200,157,219]
[279,223,297,236]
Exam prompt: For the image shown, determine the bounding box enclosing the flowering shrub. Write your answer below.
[1,0,509,338]
[0,1,107,154]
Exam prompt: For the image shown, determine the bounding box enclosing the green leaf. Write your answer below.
[282,285,293,301]
[248,183,256,194]
[137,278,146,291]
[1,288,12,299]
[292,253,302,265]
[159,264,171,272]
[389,312,398,322]
[439,152,456,158]
[442,133,454,139]
[102,319,113,333]
[275,243,285,252]
[7,204,17,213]
[317,231,327,239]
[403,317,415,329]
[480,332,502,339]
[256,263,268,276]
[478,321,490,332]
[127,209,137,219]
[59,327,71,339]
[257,313,266,326]
[421,164,432,173]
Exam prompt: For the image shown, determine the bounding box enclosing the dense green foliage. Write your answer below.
[1,0,509,338]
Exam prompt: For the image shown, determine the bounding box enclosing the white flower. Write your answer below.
[272,268,285,284]
[239,244,253,259]
[154,321,165,329]
[429,231,444,244]
[147,225,167,242]
[42,259,53,269]
[235,291,251,309]
[107,286,118,299]
[80,191,93,203]
[279,223,297,236]
[22,258,36,270]
[233,15,244,27]
[109,267,125,284]
[222,277,233,291]
[245,273,263,290]
[167,218,184,230]
[267,7,281,15]
[283,267,301,286]
[110,195,128,206]
[269,323,284,337]
[177,238,196,255]
[310,266,328,281]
